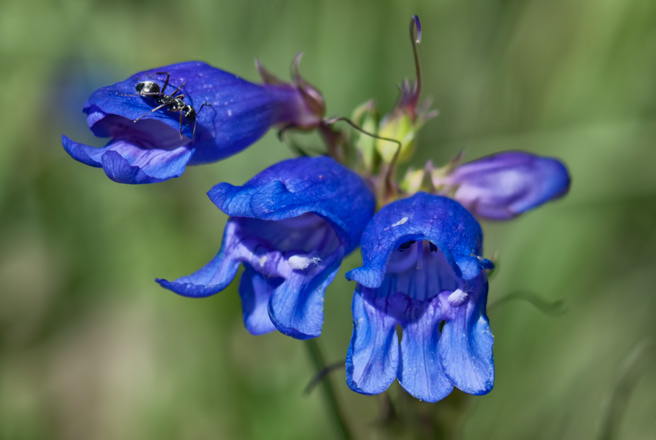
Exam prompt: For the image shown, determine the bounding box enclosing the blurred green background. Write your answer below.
[1,0,655,439]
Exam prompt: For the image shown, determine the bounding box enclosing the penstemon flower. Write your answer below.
[345,193,495,402]
[62,60,323,184]
[157,156,375,339]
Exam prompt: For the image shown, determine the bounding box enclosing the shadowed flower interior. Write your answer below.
[383,240,459,303]
[92,115,193,151]
[233,213,341,278]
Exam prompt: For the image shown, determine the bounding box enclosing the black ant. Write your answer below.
[126,72,210,139]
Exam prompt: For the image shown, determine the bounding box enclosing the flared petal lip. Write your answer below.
[346,193,487,289]
[207,156,376,252]
[62,134,193,184]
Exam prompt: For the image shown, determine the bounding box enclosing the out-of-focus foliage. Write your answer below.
[1,0,654,439]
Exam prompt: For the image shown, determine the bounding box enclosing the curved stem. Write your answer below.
[323,117,401,152]
[304,339,353,440]
[323,117,402,199]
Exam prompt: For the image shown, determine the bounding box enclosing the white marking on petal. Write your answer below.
[288,255,321,271]
[392,217,409,227]
[259,255,268,266]
[447,289,468,307]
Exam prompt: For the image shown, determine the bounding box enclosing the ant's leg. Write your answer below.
[178,111,185,139]
[196,103,212,114]
[155,72,171,94]
[133,103,168,123]
[169,84,186,99]
[191,103,212,139]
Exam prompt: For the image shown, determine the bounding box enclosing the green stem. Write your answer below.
[305,339,353,440]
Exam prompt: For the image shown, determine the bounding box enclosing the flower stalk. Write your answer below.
[305,339,353,440]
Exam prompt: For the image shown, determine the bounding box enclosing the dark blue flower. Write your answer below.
[62,61,324,184]
[438,151,570,220]
[345,192,494,402]
[157,156,375,339]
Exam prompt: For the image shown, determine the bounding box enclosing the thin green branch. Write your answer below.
[304,339,353,440]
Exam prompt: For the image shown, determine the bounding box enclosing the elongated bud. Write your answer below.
[436,151,571,220]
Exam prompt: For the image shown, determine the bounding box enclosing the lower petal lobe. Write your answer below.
[62,135,193,184]
[346,286,399,395]
[238,267,280,335]
[156,223,242,297]
[439,278,494,395]
[397,294,454,402]
[268,252,342,339]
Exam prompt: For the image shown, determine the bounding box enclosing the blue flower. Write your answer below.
[345,192,494,402]
[157,156,375,339]
[438,151,570,220]
[62,61,324,184]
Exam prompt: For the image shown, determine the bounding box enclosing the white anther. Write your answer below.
[447,289,468,307]
[288,255,321,271]
[259,255,268,267]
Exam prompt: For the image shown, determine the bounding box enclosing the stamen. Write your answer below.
[288,255,321,271]
[447,289,468,307]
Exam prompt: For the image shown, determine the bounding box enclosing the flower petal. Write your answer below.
[397,295,454,402]
[448,151,570,220]
[238,267,279,335]
[62,135,193,184]
[61,134,104,167]
[346,287,399,395]
[346,193,485,288]
[209,156,376,252]
[268,251,342,339]
[156,223,241,297]
[439,278,494,395]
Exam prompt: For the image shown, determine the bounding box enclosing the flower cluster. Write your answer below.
[63,16,570,402]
